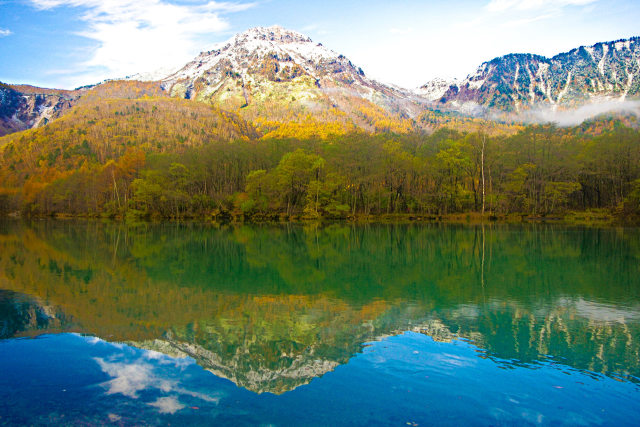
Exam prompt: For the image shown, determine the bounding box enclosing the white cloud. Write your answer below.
[0,28,12,37]
[486,0,598,12]
[148,396,185,414]
[96,357,156,398]
[26,0,254,86]
[94,350,225,415]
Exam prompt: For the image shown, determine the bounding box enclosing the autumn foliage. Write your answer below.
[1,93,639,220]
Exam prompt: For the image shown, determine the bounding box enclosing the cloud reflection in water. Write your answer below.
[91,337,224,415]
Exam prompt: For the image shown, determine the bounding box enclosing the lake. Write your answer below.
[0,220,639,425]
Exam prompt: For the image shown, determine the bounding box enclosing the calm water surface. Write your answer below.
[0,220,639,425]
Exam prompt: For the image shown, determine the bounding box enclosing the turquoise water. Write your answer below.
[0,221,639,425]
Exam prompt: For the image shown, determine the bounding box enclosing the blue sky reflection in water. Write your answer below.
[1,332,638,426]
[0,221,640,424]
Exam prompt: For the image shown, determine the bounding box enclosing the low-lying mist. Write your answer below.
[520,100,640,127]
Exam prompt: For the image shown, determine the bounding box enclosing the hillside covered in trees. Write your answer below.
[2,28,640,224]
[1,88,639,223]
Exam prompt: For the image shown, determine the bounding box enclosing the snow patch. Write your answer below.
[417,77,454,101]
[127,64,183,82]
[536,63,549,77]
[468,79,485,90]
[585,46,595,61]
[163,26,341,85]
[598,44,608,75]
[614,41,629,51]
[621,73,634,101]
[556,71,572,103]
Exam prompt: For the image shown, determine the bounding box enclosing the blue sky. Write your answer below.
[1,0,639,89]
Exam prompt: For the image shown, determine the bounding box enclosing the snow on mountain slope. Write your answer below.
[416,77,456,102]
[126,65,184,82]
[165,26,340,82]
[426,37,640,113]
[162,26,356,89]
[155,26,424,127]
[0,84,80,137]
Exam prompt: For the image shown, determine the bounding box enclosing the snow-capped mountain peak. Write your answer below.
[149,25,422,122]
[224,25,313,46]
[161,25,345,85]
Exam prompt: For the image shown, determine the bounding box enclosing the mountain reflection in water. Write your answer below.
[0,220,639,395]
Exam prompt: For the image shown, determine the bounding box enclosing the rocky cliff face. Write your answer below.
[424,37,640,113]
[416,77,456,102]
[0,84,80,136]
[152,26,422,126]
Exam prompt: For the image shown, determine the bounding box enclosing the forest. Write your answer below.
[0,95,639,222]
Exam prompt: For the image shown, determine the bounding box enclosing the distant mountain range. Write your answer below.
[1,27,639,137]
[425,37,640,113]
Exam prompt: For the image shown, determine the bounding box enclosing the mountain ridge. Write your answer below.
[1,28,640,138]
[0,83,82,136]
[150,25,422,132]
[425,36,640,113]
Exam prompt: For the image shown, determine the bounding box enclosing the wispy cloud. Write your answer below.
[0,28,12,37]
[502,12,555,27]
[26,0,254,85]
[486,0,599,12]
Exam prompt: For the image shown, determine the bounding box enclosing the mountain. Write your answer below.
[150,25,421,133]
[416,77,456,102]
[0,26,422,138]
[0,95,257,199]
[425,37,640,113]
[0,83,81,136]
[2,29,640,140]
[0,80,172,139]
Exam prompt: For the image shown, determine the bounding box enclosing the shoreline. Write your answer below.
[3,209,637,227]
